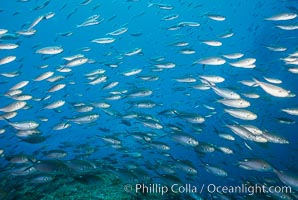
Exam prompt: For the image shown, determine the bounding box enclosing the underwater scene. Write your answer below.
[0,0,298,199]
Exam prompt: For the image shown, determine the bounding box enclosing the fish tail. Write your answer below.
[1,117,11,124]
[168,154,178,162]
[148,1,154,7]
[252,78,260,86]
[198,158,204,164]
[199,77,215,87]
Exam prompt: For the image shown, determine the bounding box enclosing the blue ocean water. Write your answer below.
[0,0,298,199]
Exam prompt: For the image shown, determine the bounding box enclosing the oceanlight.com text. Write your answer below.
[123,183,292,196]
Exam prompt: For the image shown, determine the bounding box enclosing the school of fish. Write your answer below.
[0,0,297,199]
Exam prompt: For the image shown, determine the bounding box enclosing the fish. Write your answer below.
[276,117,295,124]
[172,133,199,147]
[202,80,241,99]
[126,88,152,98]
[106,27,128,36]
[276,25,298,31]
[1,71,20,78]
[229,58,256,68]
[218,133,235,141]
[44,149,67,159]
[222,53,244,59]
[265,13,297,21]
[123,48,142,56]
[53,122,71,130]
[262,131,289,144]
[129,100,161,108]
[224,109,257,120]
[178,21,200,27]
[102,81,119,90]
[0,111,17,120]
[207,14,226,21]
[7,154,34,164]
[140,119,163,129]
[201,40,222,47]
[0,29,8,35]
[63,54,85,61]
[47,75,65,82]
[263,76,282,84]
[273,169,298,191]
[48,83,66,92]
[91,37,115,44]
[281,108,298,116]
[177,112,205,124]
[173,159,198,175]
[122,68,142,76]
[88,75,107,85]
[241,125,263,135]
[242,93,260,99]
[69,114,100,124]
[226,124,267,143]
[148,2,174,10]
[162,14,179,21]
[77,14,103,27]
[28,15,44,30]
[0,128,6,134]
[44,100,65,109]
[179,49,196,55]
[30,175,54,184]
[238,158,273,172]
[0,56,16,65]
[195,57,226,66]
[148,141,170,151]
[220,32,234,38]
[9,121,39,130]
[217,98,250,108]
[288,68,298,74]
[201,161,228,177]
[0,43,19,50]
[66,57,88,67]
[253,78,290,98]
[0,101,27,112]
[266,46,287,52]
[199,75,225,83]
[17,29,37,36]
[75,105,94,113]
[216,146,234,154]
[100,136,121,145]
[16,129,40,138]
[10,81,29,90]
[155,62,176,69]
[174,77,196,83]
[36,46,63,55]
[34,71,54,81]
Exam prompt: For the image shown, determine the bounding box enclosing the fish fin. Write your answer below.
[168,154,178,162]
[198,158,204,164]
[252,78,260,86]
